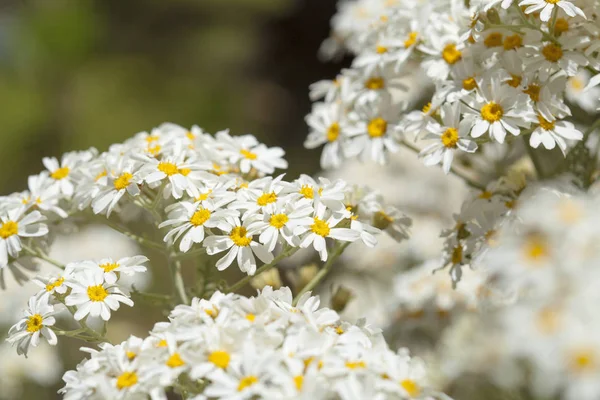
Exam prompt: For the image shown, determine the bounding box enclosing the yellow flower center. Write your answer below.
[95,170,107,181]
[462,77,477,91]
[51,167,70,180]
[0,220,18,239]
[404,32,418,48]
[480,101,504,123]
[376,45,388,54]
[157,162,179,176]
[542,43,563,62]
[373,211,394,230]
[293,375,304,391]
[441,127,459,148]
[46,277,65,292]
[537,115,555,130]
[126,351,136,360]
[157,339,167,347]
[269,213,289,229]
[205,307,219,318]
[179,168,191,176]
[364,77,385,90]
[484,32,503,48]
[503,34,522,50]
[230,226,252,247]
[442,43,462,65]
[523,233,548,264]
[451,246,463,264]
[100,262,119,273]
[166,352,185,368]
[257,192,277,206]
[190,208,211,226]
[554,18,569,35]
[524,84,541,102]
[326,122,340,142]
[237,375,258,391]
[422,102,432,114]
[536,307,560,334]
[345,361,366,369]
[147,144,161,156]
[114,172,133,191]
[240,149,257,160]
[310,217,330,237]
[299,185,314,199]
[246,313,256,322]
[208,350,230,369]
[367,117,388,138]
[545,0,559,3]
[400,379,421,397]
[26,314,43,333]
[116,372,138,390]
[569,350,595,373]
[196,189,213,202]
[506,74,522,88]
[87,285,108,302]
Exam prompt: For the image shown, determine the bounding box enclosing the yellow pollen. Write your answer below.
[51,167,70,180]
[536,307,560,334]
[373,210,394,230]
[326,122,340,142]
[367,117,388,138]
[485,230,498,246]
[114,172,133,190]
[95,170,107,181]
[484,32,503,48]
[0,220,18,239]
[462,77,477,91]
[345,361,366,369]
[246,313,256,322]
[269,213,289,229]
[554,18,569,35]
[100,262,119,273]
[157,339,167,347]
[116,372,138,390]
[503,34,522,50]
[26,314,43,333]
[157,162,179,176]
[257,192,277,206]
[145,135,158,143]
[335,326,345,335]
[186,131,195,141]
[506,74,522,88]
[542,43,563,62]
[87,285,108,302]
[300,185,314,199]
[442,43,462,65]
[524,84,541,102]
[376,45,388,54]
[545,0,559,3]
[441,127,459,148]
[147,144,161,156]
[558,200,582,223]
[178,168,191,176]
[190,208,211,226]
[451,246,463,264]
[569,350,595,373]
[400,379,421,397]
[126,351,136,360]
[523,233,548,263]
[310,217,330,237]
[365,77,385,90]
[46,277,64,292]
[293,375,304,391]
[237,375,258,391]
[196,189,213,202]
[205,307,219,318]
[166,353,185,368]
[569,77,584,91]
[537,115,555,130]
[208,350,230,369]
[478,191,493,199]
[230,226,252,247]
[404,32,418,48]
[422,102,432,114]
[480,102,504,123]
[240,149,257,160]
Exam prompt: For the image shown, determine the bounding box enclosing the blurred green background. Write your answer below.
[0,0,349,398]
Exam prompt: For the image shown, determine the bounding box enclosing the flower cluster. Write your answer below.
[59,287,440,400]
[306,0,600,173]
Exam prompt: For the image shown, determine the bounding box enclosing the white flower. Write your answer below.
[524,35,589,82]
[42,151,92,197]
[304,102,350,170]
[519,0,586,21]
[216,130,288,174]
[203,218,274,275]
[529,114,583,154]
[0,208,48,266]
[92,162,141,217]
[66,256,148,285]
[7,294,57,356]
[65,270,133,321]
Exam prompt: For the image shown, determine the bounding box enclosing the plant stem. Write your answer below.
[400,139,487,190]
[99,217,165,252]
[168,255,189,305]
[292,243,349,305]
[523,136,547,179]
[21,244,65,270]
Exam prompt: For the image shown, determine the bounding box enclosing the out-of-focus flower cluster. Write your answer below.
[59,287,441,400]
[307,0,600,173]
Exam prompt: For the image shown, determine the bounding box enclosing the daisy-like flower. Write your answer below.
[419,102,478,173]
[203,217,274,275]
[229,175,288,219]
[362,194,412,242]
[43,150,93,197]
[247,202,314,252]
[464,77,531,143]
[160,201,238,252]
[519,0,586,21]
[524,35,589,82]
[92,161,142,217]
[294,208,360,261]
[304,102,350,170]
[65,270,133,321]
[12,172,68,218]
[66,256,149,285]
[0,208,48,266]
[529,114,583,154]
[419,32,465,81]
[216,130,288,175]
[33,274,69,296]
[7,294,57,356]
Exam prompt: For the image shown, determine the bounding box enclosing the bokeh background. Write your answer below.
[0,1,355,398]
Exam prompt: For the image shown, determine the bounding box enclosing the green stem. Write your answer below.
[292,243,349,305]
[583,118,600,141]
[514,4,558,44]
[99,217,165,252]
[169,255,189,305]
[21,244,65,270]
[523,135,547,179]
[226,247,298,293]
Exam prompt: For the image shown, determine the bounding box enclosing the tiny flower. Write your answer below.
[7,294,57,356]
